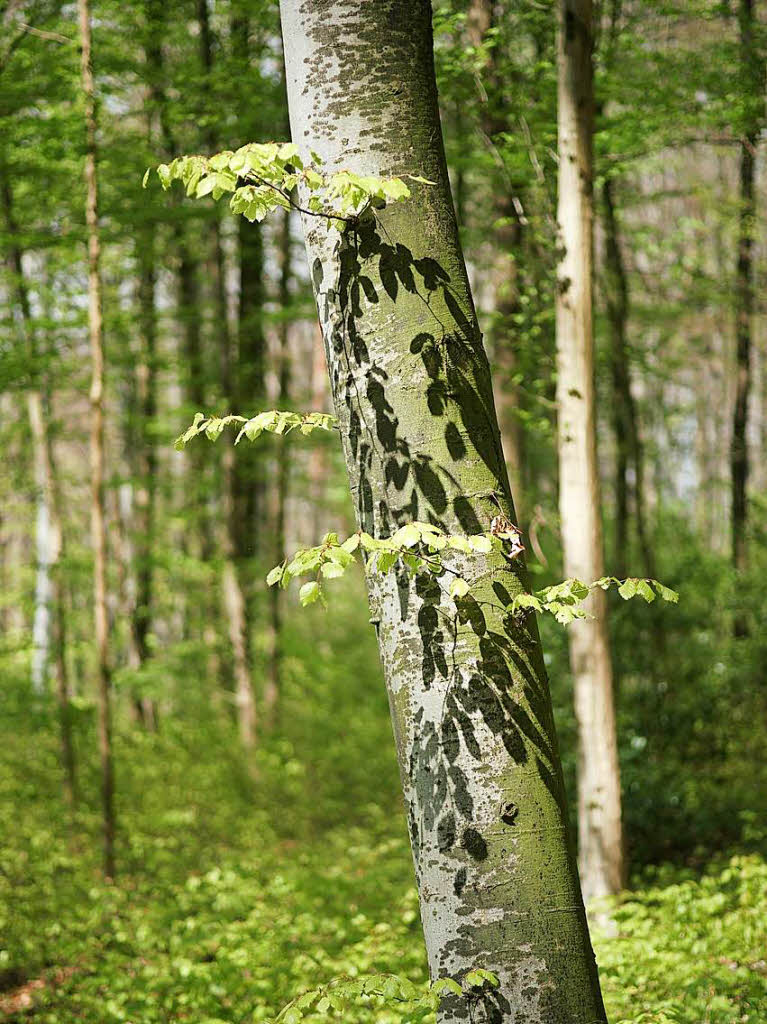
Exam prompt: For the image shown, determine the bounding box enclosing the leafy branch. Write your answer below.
[511,575,679,624]
[266,522,678,617]
[267,968,500,1024]
[174,410,337,451]
[266,522,511,608]
[146,141,432,227]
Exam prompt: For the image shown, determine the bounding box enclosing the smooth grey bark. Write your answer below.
[556,0,623,904]
[280,2,606,1020]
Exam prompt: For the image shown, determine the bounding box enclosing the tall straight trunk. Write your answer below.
[556,0,623,902]
[265,208,293,718]
[145,0,216,665]
[731,0,764,583]
[202,3,258,748]
[280,2,606,1019]
[127,165,159,728]
[1,166,77,804]
[134,210,157,670]
[469,0,527,527]
[601,176,653,579]
[79,0,114,878]
[3,203,51,694]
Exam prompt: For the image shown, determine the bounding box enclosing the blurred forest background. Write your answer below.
[1,0,766,1021]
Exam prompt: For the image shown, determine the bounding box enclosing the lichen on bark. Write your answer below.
[280,1,607,1020]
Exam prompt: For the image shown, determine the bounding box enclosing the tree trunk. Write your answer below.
[206,5,258,748]
[469,0,527,528]
[133,218,157,677]
[601,176,653,579]
[731,0,764,590]
[556,0,623,903]
[79,0,115,879]
[280,2,606,1019]
[265,207,293,719]
[1,164,77,805]
[145,0,217,667]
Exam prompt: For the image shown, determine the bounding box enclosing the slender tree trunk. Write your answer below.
[265,208,293,718]
[79,0,115,879]
[731,0,764,592]
[556,0,623,903]
[280,2,606,1019]
[601,176,653,579]
[145,0,218,667]
[1,167,77,804]
[133,221,157,687]
[469,0,527,527]
[204,4,258,748]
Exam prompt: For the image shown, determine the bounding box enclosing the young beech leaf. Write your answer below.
[653,581,679,603]
[266,564,285,587]
[618,578,638,600]
[392,523,421,548]
[449,578,470,599]
[299,581,320,607]
[375,550,398,574]
[432,978,462,996]
[341,533,360,553]
[321,561,346,579]
[468,534,493,553]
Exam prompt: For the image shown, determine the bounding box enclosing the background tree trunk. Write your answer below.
[281,1,606,1019]
[731,0,765,595]
[265,207,293,719]
[602,176,653,579]
[78,0,114,878]
[556,0,623,902]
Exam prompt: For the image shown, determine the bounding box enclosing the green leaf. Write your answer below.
[375,550,399,573]
[392,523,421,548]
[142,167,150,188]
[321,561,346,579]
[653,581,679,603]
[449,578,470,599]
[468,534,493,553]
[432,978,462,996]
[157,163,172,189]
[266,564,285,587]
[299,581,320,607]
[618,578,638,600]
[382,178,410,201]
[447,535,472,553]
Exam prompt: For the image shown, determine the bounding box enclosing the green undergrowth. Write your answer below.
[1,578,766,1023]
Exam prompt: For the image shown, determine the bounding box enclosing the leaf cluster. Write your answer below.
[268,968,499,1024]
[513,576,679,624]
[174,410,337,450]
[147,142,424,226]
[266,523,502,607]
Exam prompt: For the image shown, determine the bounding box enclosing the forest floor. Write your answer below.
[1,592,766,1024]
